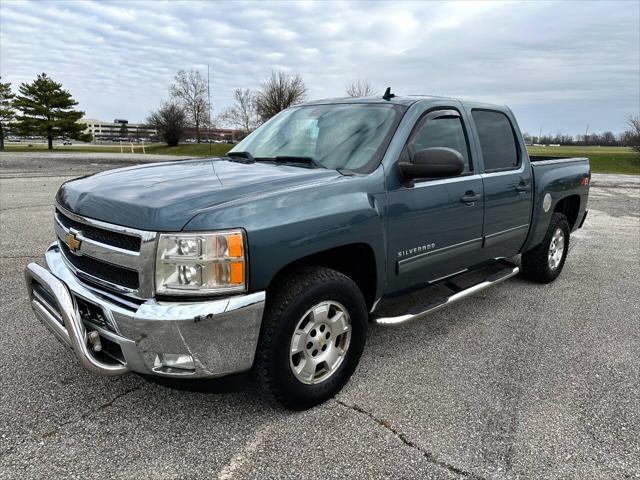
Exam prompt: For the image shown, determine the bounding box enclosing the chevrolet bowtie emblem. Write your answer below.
[64,232,81,252]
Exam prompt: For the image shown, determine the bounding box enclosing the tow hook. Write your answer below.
[87,331,102,352]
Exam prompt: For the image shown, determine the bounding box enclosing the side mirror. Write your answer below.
[399,147,465,180]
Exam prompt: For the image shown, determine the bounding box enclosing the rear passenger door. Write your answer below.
[470,109,533,257]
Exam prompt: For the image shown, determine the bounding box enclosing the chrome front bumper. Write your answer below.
[25,244,266,378]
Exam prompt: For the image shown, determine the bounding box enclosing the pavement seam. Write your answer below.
[334,399,486,480]
[217,422,274,480]
[0,203,54,211]
[0,174,90,179]
[39,386,142,440]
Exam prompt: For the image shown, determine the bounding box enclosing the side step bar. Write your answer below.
[373,262,520,326]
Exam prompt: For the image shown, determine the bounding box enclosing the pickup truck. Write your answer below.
[25,92,590,409]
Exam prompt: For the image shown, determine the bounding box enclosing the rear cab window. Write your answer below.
[471,110,520,172]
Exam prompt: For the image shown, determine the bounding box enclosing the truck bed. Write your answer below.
[522,155,590,253]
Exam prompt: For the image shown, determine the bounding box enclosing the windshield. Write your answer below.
[229,104,405,173]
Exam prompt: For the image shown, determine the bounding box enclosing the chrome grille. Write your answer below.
[56,209,141,251]
[54,204,157,299]
[59,242,139,289]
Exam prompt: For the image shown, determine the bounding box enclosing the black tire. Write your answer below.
[254,266,368,409]
[521,212,570,283]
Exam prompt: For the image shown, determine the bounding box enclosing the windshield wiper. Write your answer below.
[228,152,326,169]
[227,151,255,162]
[272,156,326,169]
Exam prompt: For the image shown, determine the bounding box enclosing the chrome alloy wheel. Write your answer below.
[289,301,352,385]
[548,227,565,270]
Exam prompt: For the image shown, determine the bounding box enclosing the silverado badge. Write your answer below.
[64,232,81,253]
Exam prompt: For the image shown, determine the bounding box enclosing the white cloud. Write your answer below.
[1,0,638,134]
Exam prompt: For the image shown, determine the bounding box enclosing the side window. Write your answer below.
[408,115,471,173]
[471,110,520,172]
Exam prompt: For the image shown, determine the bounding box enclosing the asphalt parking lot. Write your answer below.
[1,153,638,479]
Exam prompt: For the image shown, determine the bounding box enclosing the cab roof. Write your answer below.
[300,94,507,111]
[301,95,428,107]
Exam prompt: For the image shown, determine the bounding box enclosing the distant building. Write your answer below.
[80,118,246,143]
[80,118,157,141]
[184,127,246,141]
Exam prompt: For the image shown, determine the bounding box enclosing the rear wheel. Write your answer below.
[521,212,570,283]
[254,267,367,409]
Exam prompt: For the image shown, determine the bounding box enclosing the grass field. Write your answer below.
[527,145,639,174]
[4,143,638,174]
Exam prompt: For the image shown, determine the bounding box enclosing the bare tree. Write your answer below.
[255,70,307,122]
[626,115,640,153]
[345,79,376,97]
[601,131,616,146]
[169,70,208,143]
[147,101,187,147]
[219,89,259,133]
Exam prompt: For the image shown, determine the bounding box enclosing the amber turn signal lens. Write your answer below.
[227,234,243,257]
[229,261,244,284]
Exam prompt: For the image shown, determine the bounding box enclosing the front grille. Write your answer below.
[56,209,141,252]
[60,242,139,290]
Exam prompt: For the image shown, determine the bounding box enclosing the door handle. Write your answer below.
[516,183,531,193]
[460,192,482,204]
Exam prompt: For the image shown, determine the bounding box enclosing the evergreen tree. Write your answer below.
[0,79,15,151]
[13,73,88,149]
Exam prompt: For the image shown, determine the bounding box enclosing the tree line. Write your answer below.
[1,72,638,153]
[149,70,310,146]
[523,128,638,149]
[0,70,370,149]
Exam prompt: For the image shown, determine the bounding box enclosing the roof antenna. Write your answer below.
[382,87,395,101]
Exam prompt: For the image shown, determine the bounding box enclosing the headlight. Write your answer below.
[155,230,246,295]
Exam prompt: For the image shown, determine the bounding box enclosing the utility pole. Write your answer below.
[207,64,212,156]
[585,123,589,143]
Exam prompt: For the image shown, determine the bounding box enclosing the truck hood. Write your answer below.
[56,158,341,231]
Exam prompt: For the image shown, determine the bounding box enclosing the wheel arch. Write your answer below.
[553,194,581,230]
[266,243,378,311]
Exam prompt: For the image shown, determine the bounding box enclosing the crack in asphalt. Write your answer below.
[334,399,486,479]
[39,386,142,439]
[0,255,40,259]
[98,386,142,410]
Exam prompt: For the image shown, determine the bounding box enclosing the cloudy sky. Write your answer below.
[1,0,638,135]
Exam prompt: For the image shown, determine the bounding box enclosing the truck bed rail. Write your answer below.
[529,156,589,166]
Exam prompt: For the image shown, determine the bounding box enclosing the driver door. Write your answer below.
[386,109,485,293]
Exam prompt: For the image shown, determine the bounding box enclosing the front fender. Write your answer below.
[183,169,387,296]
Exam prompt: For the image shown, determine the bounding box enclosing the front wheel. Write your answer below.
[521,212,570,283]
[254,267,368,409]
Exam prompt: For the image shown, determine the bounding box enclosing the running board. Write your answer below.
[373,262,520,326]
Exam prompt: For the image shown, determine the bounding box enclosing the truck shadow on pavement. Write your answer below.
[139,371,253,394]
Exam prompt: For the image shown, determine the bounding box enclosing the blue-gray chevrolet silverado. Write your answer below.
[25,93,590,409]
